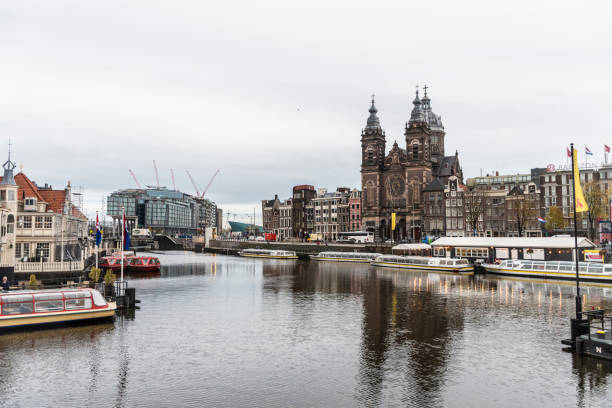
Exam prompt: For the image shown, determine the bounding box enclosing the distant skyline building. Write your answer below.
[106,187,218,236]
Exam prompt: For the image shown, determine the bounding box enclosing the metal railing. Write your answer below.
[579,308,612,341]
[13,260,84,273]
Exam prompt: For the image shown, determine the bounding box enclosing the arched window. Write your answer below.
[412,143,419,160]
[366,181,375,206]
[6,214,14,234]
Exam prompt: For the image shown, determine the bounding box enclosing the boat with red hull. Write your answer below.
[127,256,161,273]
[99,256,130,272]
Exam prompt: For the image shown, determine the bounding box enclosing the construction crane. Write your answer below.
[170,168,176,191]
[153,160,160,188]
[185,170,200,197]
[128,169,142,189]
[201,169,220,199]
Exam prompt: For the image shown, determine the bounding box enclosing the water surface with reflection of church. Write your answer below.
[0,252,610,407]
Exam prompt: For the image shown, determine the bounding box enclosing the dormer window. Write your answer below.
[24,197,37,209]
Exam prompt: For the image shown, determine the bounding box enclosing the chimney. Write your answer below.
[496,171,499,176]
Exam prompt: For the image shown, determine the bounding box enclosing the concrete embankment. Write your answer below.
[204,240,393,260]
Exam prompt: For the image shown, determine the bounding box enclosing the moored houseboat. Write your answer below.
[238,249,298,259]
[310,252,382,263]
[482,259,612,283]
[0,288,116,330]
[127,256,162,272]
[370,255,474,274]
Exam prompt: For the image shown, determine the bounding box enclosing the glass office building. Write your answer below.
[106,188,218,236]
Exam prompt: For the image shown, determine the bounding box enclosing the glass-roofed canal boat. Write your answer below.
[0,288,116,331]
[370,255,474,274]
[238,248,298,260]
[310,252,382,263]
[482,259,612,284]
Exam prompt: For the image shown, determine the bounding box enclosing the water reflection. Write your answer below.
[0,253,610,407]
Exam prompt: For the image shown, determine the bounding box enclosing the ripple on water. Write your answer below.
[0,253,610,407]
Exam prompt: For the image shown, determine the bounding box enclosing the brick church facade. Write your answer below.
[360,87,463,241]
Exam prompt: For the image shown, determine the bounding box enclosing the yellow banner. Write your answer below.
[391,213,396,230]
[573,149,589,213]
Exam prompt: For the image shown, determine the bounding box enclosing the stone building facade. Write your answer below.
[361,88,463,241]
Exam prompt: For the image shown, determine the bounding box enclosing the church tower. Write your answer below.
[421,86,445,164]
[405,89,432,166]
[361,97,386,169]
[0,147,18,267]
[361,97,386,226]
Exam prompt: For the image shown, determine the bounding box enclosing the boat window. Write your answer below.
[34,293,63,301]
[91,290,107,306]
[579,264,588,272]
[545,262,559,271]
[558,263,572,271]
[65,298,93,310]
[64,291,89,299]
[604,266,612,274]
[35,300,64,312]
[1,294,33,303]
[520,262,532,270]
[440,260,447,265]
[458,260,469,265]
[2,302,33,315]
[532,262,545,271]
[588,264,603,274]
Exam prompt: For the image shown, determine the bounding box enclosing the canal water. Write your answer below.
[0,251,611,407]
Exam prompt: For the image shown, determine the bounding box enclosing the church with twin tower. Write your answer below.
[360,87,463,241]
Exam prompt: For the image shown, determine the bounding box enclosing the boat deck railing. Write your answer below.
[579,308,612,342]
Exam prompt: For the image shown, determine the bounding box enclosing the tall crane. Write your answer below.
[201,169,220,199]
[170,168,177,191]
[128,169,142,189]
[185,170,200,197]
[153,160,160,188]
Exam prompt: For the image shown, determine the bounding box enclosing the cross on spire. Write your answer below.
[423,84,428,97]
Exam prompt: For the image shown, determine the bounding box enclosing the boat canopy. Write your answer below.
[392,243,432,251]
[431,236,596,249]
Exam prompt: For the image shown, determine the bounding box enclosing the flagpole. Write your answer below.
[95,210,99,270]
[121,206,124,283]
[570,143,581,319]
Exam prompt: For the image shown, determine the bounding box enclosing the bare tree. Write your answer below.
[582,181,610,240]
[463,187,487,236]
[510,195,538,237]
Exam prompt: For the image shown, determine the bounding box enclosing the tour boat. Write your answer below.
[238,249,298,259]
[482,259,612,283]
[370,255,474,274]
[0,288,116,330]
[127,256,161,272]
[310,252,382,263]
[99,256,132,272]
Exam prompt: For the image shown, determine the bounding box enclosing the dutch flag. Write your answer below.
[537,217,546,224]
[585,146,593,156]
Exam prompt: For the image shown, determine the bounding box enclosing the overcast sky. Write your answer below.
[1,0,611,224]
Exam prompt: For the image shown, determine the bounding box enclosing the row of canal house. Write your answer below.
[430,237,596,264]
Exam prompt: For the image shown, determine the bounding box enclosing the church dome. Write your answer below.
[365,98,382,130]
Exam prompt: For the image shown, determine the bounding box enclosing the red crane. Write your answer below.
[128,169,142,189]
[170,168,177,191]
[185,170,200,197]
[201,170,220,198]
[153,160,160,188]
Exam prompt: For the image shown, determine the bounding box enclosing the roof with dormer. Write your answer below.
[0,172,87,220]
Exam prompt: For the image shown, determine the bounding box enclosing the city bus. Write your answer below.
[337,231,374,244]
